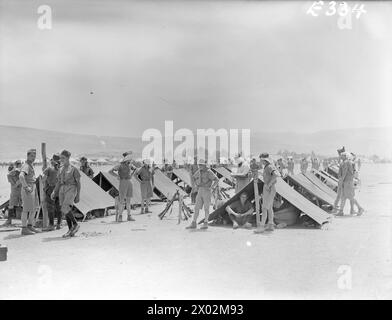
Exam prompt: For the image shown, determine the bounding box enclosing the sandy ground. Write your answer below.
[0,163,391,300]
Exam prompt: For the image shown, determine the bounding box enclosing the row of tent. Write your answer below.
[1,165,340,228]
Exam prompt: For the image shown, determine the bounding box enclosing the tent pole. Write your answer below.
[41,142,49,229]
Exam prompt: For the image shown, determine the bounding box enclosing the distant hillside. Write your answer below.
[0,125,391,161]
[251,127,392,158]
[0,125,143,161]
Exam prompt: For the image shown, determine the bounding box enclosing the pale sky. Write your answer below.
[0,0,391,137]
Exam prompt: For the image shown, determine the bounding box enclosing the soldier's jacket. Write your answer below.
[80,165,94,178]
[341,159,355,183]
[7,169,21,191]
[193,168,218,188]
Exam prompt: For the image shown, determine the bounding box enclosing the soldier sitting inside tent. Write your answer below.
[225,192,254,229]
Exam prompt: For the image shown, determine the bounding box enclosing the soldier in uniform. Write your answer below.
[259,153,280,232]
[333,147,345,212]
[231,157,250,194]
[79,156,94,178]
[4,160,22,226]
[42,154,62,230]
[137,159,154,214]
[337,152,364,216]
[300,158,308,174]
[186,159,218,230]
[188,156,199,204]
[52,150,81,238]
[19,149,41,235]
[109,154,135,222]
[287,156,295,175]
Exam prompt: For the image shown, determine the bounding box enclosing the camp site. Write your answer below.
[1,0,391,303]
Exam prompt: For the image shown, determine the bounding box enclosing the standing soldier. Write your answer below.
[109,153,135,222]
[337,152,364,216]
[186,159,219,230]
[231,157,250,194]
[188,156,199,205]
[52,150,81,238]
[137,159,154,214]
[287,156,295,175]
[4,160,22,226]
[322,158,329,171]
[258,153,280,232]
[312,158,320,171]
[300,158,308,174]
[79,157,94,178]
[333,148,345,212]
[42,154,62,231]
[19,149,41,235]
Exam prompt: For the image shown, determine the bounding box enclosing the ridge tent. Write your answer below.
[327,165,339,179]
[151,169,187,200]
[209,177,331,226]
[303,172,337,199]
[171,168,192,193]
[75,172,114,217]
[286,174,335,207]
[212,166,235,187]
[311,169,338,191]
[93,172,160,204]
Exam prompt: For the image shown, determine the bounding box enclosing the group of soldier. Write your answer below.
[332,147,364,216]
[5,149,82,237]
[3,145,364,236]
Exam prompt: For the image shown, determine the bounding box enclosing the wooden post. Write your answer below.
[250,160,262,232]
[41,142,47,171]
[41,142,49,228]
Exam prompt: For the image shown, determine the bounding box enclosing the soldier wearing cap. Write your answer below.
[136,159,154,214]
[300,157,308,174]
[258,153,280,232]
[186,159,219,230]
[52,150,81,237]
[287,156,294,175]
[333,147,345,212]
[187,156,199,204]
[231,157,250,194]
[19,149,41,235]
[42,154,62,230]
[79,156,94,179]
[3,160,22,226]
[109,153,136,222]
[337,152,364,216]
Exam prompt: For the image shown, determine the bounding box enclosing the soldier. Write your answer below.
[225,192,254,229]
[186,159,219,230]
[109,153,135,222]
[42,154,62,231]
[338,152,364,216]
[137,159,154,214]
[79,156,94,178]
[231,157,250,193]
[52,150,81,238]
[300,158,308,174]
[188,156,199,204]
[322,158,329,171]
[3,160,22,226]
[19,149,41,235]
[333,148,345,212]
[276,157,287,177]
[312,157,320,170]
[258,153,280,232]
[287,156,295,175]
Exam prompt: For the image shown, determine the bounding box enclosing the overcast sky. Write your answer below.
[0,0,391,138]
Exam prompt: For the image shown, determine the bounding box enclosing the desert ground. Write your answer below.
[0,163,391,300]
